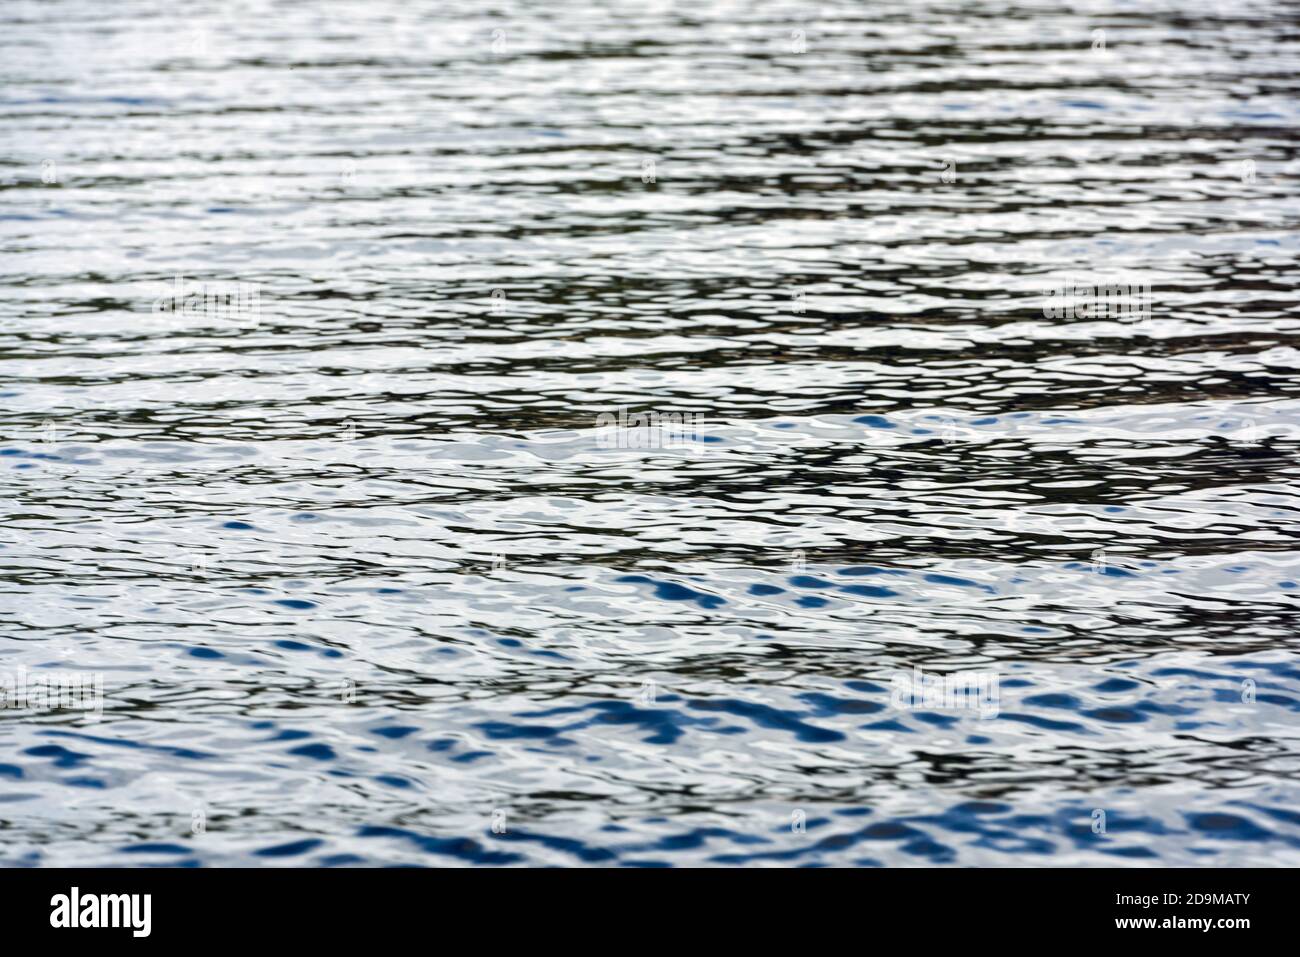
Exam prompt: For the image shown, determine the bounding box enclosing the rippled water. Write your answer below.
[2,0,1299,867]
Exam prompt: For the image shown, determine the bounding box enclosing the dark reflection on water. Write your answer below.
[1,0,1298,866]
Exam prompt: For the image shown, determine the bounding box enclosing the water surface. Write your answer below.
[2,0,1299,866]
